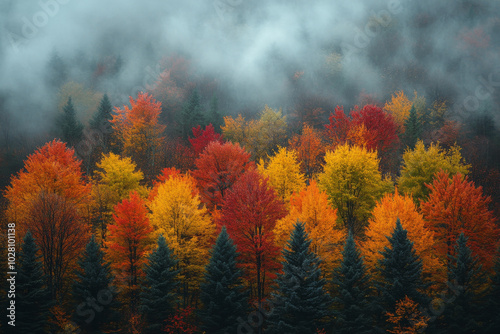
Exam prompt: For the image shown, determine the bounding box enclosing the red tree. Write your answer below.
[188,123,223,155]
[218,170,287,304]
[421,171,500,269]
[193,141,254,211]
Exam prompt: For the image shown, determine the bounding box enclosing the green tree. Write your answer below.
[14,231,50,334]
[267,222,331,334]
[140,234,179,334]
[57,96,84,147]
[179,89,203,139]
[90,94,113,131]
[207,95,223,132]
[332,232,373,333]
[72,235,118,334]
[485,250,500,333]
[198,227,248,334]
[403,105,421,150]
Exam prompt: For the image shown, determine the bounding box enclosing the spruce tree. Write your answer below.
[91,94,113,130]
[179,89,204,139]
[267,221,332,334]
[58,96,83,147]
[377,219,428,327]
[332,231,373,333]
[72,235,118,334]
[207,95,223,132]
[485,249,500,333]
[140,234,179,334]
[403,105,421,150]
[199,226,248,334]
[439,232,484,333]
[15,231,50,334]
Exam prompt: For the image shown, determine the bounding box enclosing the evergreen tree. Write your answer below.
[485,249,500,333]
[207,94,223,132]
[439,232,484,333]
[15,231,50,334]
[377,219,428,329]
[46,51,68,88]
[403,105,421,150]
[267,221,331,334]
[90,94,114,153]
[140,234,179,334]
[72,235,118,334]
[179,89,204,139]
[199,226,248,334]
[58,96,84,147]
[332,231,373,333]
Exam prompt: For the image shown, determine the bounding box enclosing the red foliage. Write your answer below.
[218,170,286,302]
[324,106,351,145]
[163,307,199,334]
[193,141,254,211]
[162,138,196,172]
[421,171,500,269]
[188,123,223,155]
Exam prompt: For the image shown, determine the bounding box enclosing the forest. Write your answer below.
[1,0,500,333]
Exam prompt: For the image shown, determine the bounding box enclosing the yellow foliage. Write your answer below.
[258,147,306,202]
[386,296,430,334]
[384,90,412,130]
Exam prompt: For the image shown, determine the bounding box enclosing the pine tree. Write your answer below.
[267,221,332,334]
[377,219,428,328]
[15,231,50,334]
[332,231,373,333]
[485,249,500,333]
[72,235,118,334]
[179,89,204,139]
[91,94,113,130]
[439,232,484,333]
[140,234,179,334]
[58,96,84,147]
[207,95,223,132]
[199,226,248,334]
[403,105,421,150]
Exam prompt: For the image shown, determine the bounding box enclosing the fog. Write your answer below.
[1,0,499,142]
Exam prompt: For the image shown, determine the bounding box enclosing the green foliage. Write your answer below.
[199,227,248,334]
[140,234,179,334]
[267,222,331,334]
[403,105,421,150]
[57,96,84,147]
[207,95,223,132]
[179,89,203,139]
[332,232,373,333]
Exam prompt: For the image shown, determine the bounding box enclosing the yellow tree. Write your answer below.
[274,180,345,279]
[384,90,412,131]
[148,174,215,306]
[288,124,325,178]
[398,141,469,203]
[362,191,443,282]
[318,144,393,237]
[258,147,306,202]
[386,296,430,334]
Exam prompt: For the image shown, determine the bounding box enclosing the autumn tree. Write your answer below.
[421,171,499,269]
[288,124,325,178]
[57,96,84,147]
[385,296,429,334]
[267,222,331,334]
[193,141,254,211]
[111,92,165,180]
[398,141,469,203]
[274,180,344,280]
[383,90,412,131]
[188,123,223,155]
[318,144,393,236]
[218,169,286,306]
[148,174,214,306]
[363,191,442,282]
[106,192,153,309]
[258,146,306,202]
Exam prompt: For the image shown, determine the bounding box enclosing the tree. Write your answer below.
[363,191,442,282]
[398,141,469,203]
[218,169,286,305]
[199,227,248,334]
[106,192,153,309]
[485,250,500,333]
[207,95,223,131]
[72,235,117,334]
[111,92,166,180]
[288,124,325,178]
[12,231,50,334]
[267,222,331,334]
[318,144,393,236]
[402,105,421,150]
[45,51,68,88]
[148,174,214,306]
[377,220,428,319]
[383,90,412,131]
[193,141,254,211]
[140,234,179,334]
[421,171,499,269]
[258,147,306,202]
[385,296,429,334]
[57,97,84,147]
[90,94,114,151]
[188,123,223,155]
[439,233,485,333]
[179,89,203,139]
[331,232,373,334]
[274,180,345,281]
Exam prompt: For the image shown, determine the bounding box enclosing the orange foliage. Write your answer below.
[386,296,429,334]
[288,124,325,178]
[383,90,412,130]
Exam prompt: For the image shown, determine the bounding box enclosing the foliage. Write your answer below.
[398,141,469,203]
[163,307,199,334]
[267,222,331,334]
[288,124,325,178]
[383,90,412,130]
[199,227,248,334]
[402,105,421,150]
[188,123,223,155]
[57,97,84,147]
[57,81,102,123]
[318,144,393,236]
[258,146,306,202]
[421,171,499,269]
[385,296,429,334]
[485,250,500,333]
[179,89,203,139]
